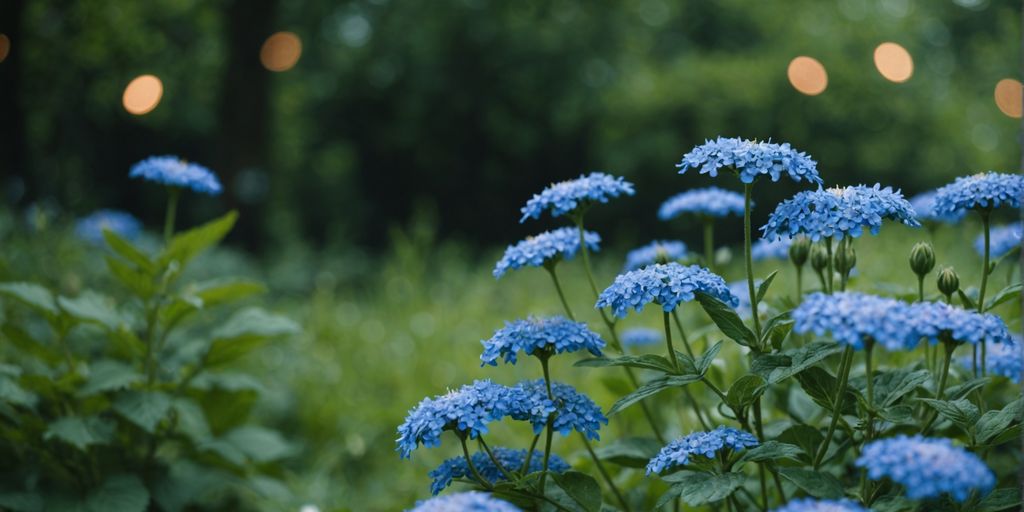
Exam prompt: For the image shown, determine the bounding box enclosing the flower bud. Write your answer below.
[789,235,811,267]
[835,241,856,274]
[909,242,936,277]
[937,267,960,297]
[810,243,829,272]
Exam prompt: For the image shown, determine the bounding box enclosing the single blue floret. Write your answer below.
[856,435,995,502]
[771,498,869,512]
[480,316,605,366]
[621,327,662,347]
[428,447,569,495]
[494,227,601,278]
[511,379,607,441]
[792,292,919,351]
[596,263,738,318]
[407,491,522,512]
[646,426,759,474]
[908,301,1012,347]
[960,336,1022,383]
[623,240,688,271]
[909,190,965,224]
[396,380,518,458]
[128,155,223,195]
[751,237,792,261]
[975,222,1022,258]
[676,136,821,185]
[519,172,634,222]
[762,184,920,242]
[74,209,142,244]
[658,187,745,220]
[933,172,1024,217]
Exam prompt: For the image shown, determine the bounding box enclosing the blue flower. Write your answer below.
[761,185,920,242]
[621,327,662,347]
[596,263,738,318]
[128,155,222,195]
[74,209,142,244]
[792,292,919,351]
[751,237,792,261]
[494,228,601,278]
[960,336,1022,383]
[909,190,965,224]
[908,301,1012,347]
[933,172,1024,217]
[646,426,759,474]
[975,222,1021,258]
[480,316,605,366]
[396,381,517,458]
[520,172,634,222]
[623,240,688,271]
[658,187,744,220]
[408,492,522,512]
[856,435,995,502]
[676,137,821,185]
[511,379,608,440]
[771,498,869,512]
[428,447,570,495]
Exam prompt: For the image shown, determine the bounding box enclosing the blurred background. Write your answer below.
[0,0,1021,510]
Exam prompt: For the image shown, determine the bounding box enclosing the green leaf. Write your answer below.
[607,374,700,416]
[754,342,843,384]
[725,374,766,410]
[776,425,823,465]
[223,426,293,463]
[205,308,299,366]
[546,472,602,512]
[778,468,844,499]
[873,369,930,408]
[735,441,804,466]
[163,278,267,325]
[189,372,265,393]
[58,292,123,330]
[756,270,779,304]
[796,366,838,410]
[767,319,794,352]
[575,354,679,374]
[0,491,43,512]
[85,474,149,512]
[875,405,915,424]
[158,211,238,268]
[77,360,142,396]
[694,341,724,375]
[105,256,155,298]
[102,230,154,274]
[944,377,990,400]
[44,416,115,451]
[173,398,212,442]
[0,376,37,408]
[975,397,1023,445]
[658,472,745,508]
[957,289,977,310]
[976,487,1022,512]
[869,495,917,512]
[593,437,662,468]
[985,283,1022,311]
[1,324,62,364]
[0,282,57,316]
[113,391,173,433]
[919,398,980,432]
[695,292,757,347]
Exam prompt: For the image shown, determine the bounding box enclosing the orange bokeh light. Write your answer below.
[874,42,913,83]
[122,75,164,115]
[787,56,828,96]
[0,34,10,63]
[260,31,302,72]
[994,78,1023,118]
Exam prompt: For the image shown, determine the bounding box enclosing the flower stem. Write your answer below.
[478,436,516,482]
[743,183,761,336]
[825,237,834,294]
[539,356,555,491]
[461,436,492,489]
[753,397,786,501]
[546,266,576,321]
[163,187,180,242]
[521,433,541,474]
[978,212,991,376]
[670,310,696,358]
[580,433,631,512]
[917,275,925,302]
[670,310,711,429]
[812,345,854,469]
[795,264,803,298]
[703,216,715,272]
[923,342,955,434]
[663,311,680,371]
[574,218,623,353]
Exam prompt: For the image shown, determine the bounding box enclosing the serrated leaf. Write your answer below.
[102,230,154,273]
[976,487,1022,512]
[985,283,1022,311]
[875,404,915,424]
[758,342,843,384]
[173,398,212,442]
[44,416,115,451]
[85,474,149,512]
[920,398,980,432]
[593,437,662,468]
[575,354,678,374]
[695,292,757,347]
[975,397,1023,445]
[158,211,238,268]
[944,377,990,400]
[77,360,142,396]
[778,468,844,499]
[735,441,804,466]
[224,426,292,463]
[873,369,930,408]
[776,425,823,464]
[113,391,173,433]
[657,472,745,508]
[756,271,779,304]
[607,374,700,416]
[58,292,122,330]
[546,472,602,512]
[725,374,766,410]
[0,282,57,316]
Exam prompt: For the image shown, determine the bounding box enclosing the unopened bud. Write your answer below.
[909,242,936,277]
[810,243,829,273]
[937,267,960,297]
[789,236,811,267]
[835,242,857,274]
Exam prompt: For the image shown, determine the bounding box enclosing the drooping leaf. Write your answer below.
[77,360,142,396]
[0,282,57,316]
[735,441,804,466]
[985,283,1022,311]
[44,416,115,451]
[593,437,662,468]
[657,472,745,508]
[695,292,757,347]
[778,468,844,499]
[85,474,149,512]
[113,390,173,433]
[607,374,701,416]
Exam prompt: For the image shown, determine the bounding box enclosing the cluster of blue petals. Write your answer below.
[856,435,995,502]
[428,447,569,495]
[771,499,869,512]
[909,190,965,224]
[762,185,919,242]
[621,327,661,347]
[519,172,634,222]
[493,228,601,278]
[480,316,605,366]
[676,137,821,185]
[658,187,744,220]
[74,209,142,244]
[128,155,222,195]
[933,172,1024,217]
[751,237,791,261]
[960,336,1023,383]
[408,492,522,512]
[646,426,758,474]
[910,301,1012,347]
[793,293,919,351]
[975,222,1021,258]
[511,379,608,440]
[623,240,688,271]
[396,380,518,458]
[596,263,737,318]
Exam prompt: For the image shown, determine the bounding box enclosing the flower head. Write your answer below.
[658,187,744,220]
[74,209,142,244]
[676,137,821,185]
[646,426,758,474]
[128,156,222,195]
[480,316,605,366]
[623,240,688,271]
[960,336,1022,383]
[761,184,920,242]
[494,228,600,278]
[908,302,1012,347]
[621,327,661,347]
[408,492,522,512]
[520,172,634,222]
[597,263,737,318]
[909,190,965,224]
[396,381,517,458]
[771,498,869,512]
[511,379,607,440]
[792,292,919,351]
[856,435,995,502]
[975,222,1022,258]
[429,447,569,495]
[933,172,1024,217]
[751,237,792,261]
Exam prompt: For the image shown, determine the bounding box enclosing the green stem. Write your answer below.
[163,187,180,242]
[580,433,631,512]
[663,311,680,371]
[671,310,711,430]
[753,397,786,501]
[670,310,696,358]
[575,218,623,353]
[743,184,762,336]
[478,436,516,482]
[521,433,541,474]
[923,342,955,434]
[461,436,492,489]
[547,266,576,321]
[917,275,924,302]
[703,216,715,272]
[813,346,854,469]
[864,341,875,441]
[825,237,834,294]
[539,356,555,491]
[978,212,990,376]
[795,264,803,298]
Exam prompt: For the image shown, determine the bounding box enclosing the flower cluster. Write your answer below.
[658,187,744,220]
[519,172,634,222]
[596,262,737,317]
[908,190,964,224]
[396,380,519,458]
[856,435,995,502]
[676,136,821,184]
[493,228,601,278]
[932,172,1024,216]
[751,236,791,261]
[428,447,569,495]
[621,327,661,347]
[909,301,1012,346]
[792,292,918,351]
[511,379,608,440]
[961,336,1023,383]
[646,426,759,474]
[975,222,1021,258]
[762,185,919,241]
[74,209,142,244]
[129,155,223,195]
[623,240,688,271]
[771,499,869,512]
[480,316,605,366]
[408,491,522,512]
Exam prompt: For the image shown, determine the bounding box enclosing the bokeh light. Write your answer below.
[260,31,302,72]
[873,42,914,83]
[122,75,164,115]
[993,78,1023,118]
[787,56,828,96]
[0,34,10,63]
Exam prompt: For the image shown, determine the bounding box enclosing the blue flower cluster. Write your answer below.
[961,336,1023,383]
[512,380,608,440]
[658,187,744,220]
[762,185,919,242]
[933,172,1024,216]
[408,491,522,512]
[910,301,1012,347]
[396,380,519,458]
[908,190,964,224]
[480,316,605,366]
[751,236,791,261]
[771,499,869,512]
[128,155,223,195]
[428,447,570,495]
[975,222,1021,258]
[856,435,995,502]
[74,209,142,244]
[621,327,661,347]
[519,172,634,222]
[493,228,601,278]
[676,137,821,185]
[623,240,688,271]
[646,426,759,474]
[596,263,737,318]
[792,292,918,351]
